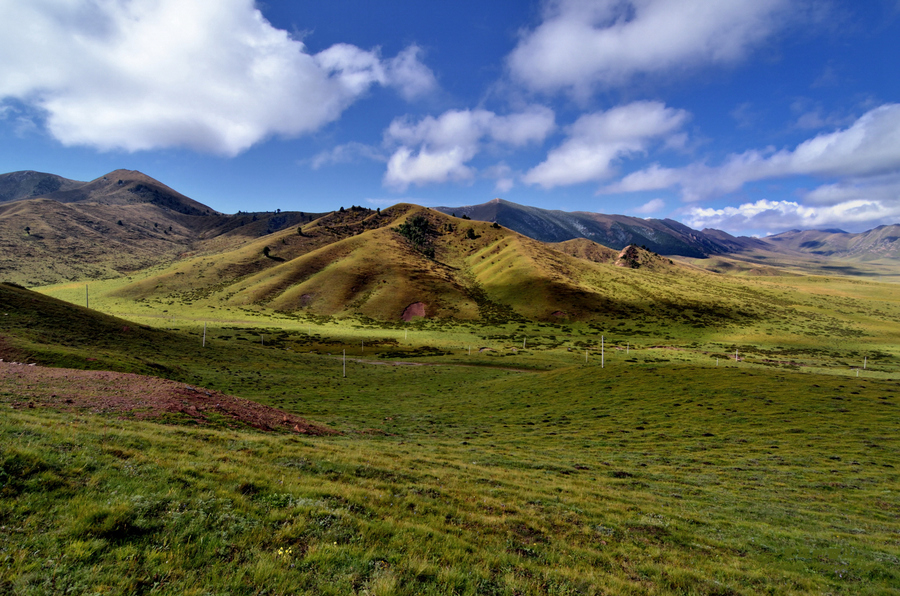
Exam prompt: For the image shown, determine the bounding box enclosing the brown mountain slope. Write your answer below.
[0,198,202,285]
[37,169,215,216]
[0,170,85,203]
[434,198,764,257]
[104,205,749,325]
[551,238,619,264]
[0,169,328,286]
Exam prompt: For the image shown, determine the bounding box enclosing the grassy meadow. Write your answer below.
[1,267,899,594]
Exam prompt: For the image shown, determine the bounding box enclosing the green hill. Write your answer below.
[58,205,805,335]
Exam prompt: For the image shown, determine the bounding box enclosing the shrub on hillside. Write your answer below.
[396,215,436,259]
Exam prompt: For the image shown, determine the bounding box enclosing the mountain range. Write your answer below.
[434,198,900,263]
[1,168,899,321]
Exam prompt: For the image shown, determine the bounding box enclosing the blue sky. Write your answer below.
[1,0,898,236]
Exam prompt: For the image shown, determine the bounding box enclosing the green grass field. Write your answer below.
[1,274,899,594]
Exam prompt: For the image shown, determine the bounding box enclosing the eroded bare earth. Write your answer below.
[0,361,335,435]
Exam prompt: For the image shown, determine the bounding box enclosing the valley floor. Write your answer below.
[1,274,899,594]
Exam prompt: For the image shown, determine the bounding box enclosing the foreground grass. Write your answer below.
[2,361,899,595]
[3,277,900,593]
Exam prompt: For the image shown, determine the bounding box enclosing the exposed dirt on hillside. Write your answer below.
[401,302,426,321]
[0,361,336,435]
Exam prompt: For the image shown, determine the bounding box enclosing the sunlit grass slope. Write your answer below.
[2,360,898,594]
[39,203,898,341]
[4,280,900,593]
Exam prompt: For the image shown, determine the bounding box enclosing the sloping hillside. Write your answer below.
[434,198,765,257]
[36,169,215,216]
[0,170,85,203]
[94,205,781,328]
[0,169,326,286]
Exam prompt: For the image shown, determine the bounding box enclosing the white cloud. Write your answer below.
[685,198,900,234]
[508,0,793,95]
[310,142,386,170]
[523,101,688,188]
[606,104,900,201]
[484,163,515,193]
[385,146,476,189]
[0,0,436,156]
[803,174,900,206]
[385,45,438,100]
[495,178,515,193]
[633,198,665,214]
[383,106,555,191]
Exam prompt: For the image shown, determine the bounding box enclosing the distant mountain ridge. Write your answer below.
[3,168,900,290]
[763,226,900,260]
[0,169,215,216]
[0,170,85,203]
[434,198,766,257]
[434,198,900,262]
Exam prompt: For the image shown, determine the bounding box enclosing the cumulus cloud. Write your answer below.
[508,0,793,95]
[383,106,555,191]
[684,198,900,234]
[605,103,900,202]
[0,0,436,156]
[633,198,665,214]
[523,101,688,188]
[385,45,438,100]
[310,142,386,170]
[803,174,900,206]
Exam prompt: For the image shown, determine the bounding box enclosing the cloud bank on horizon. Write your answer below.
[0,0,897,236]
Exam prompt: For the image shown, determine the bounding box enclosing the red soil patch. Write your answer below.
[401,302,426,321]
[0,361,336,435]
